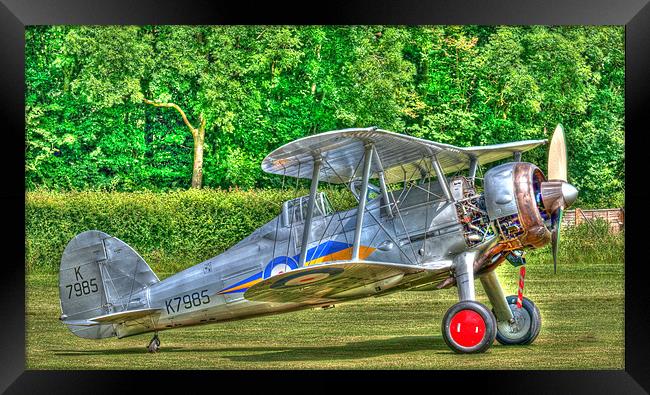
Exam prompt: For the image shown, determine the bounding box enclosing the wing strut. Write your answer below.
[372,148,393,218]
[468,156,478,180]
[431,155,453,201]
[298,156,322,266]
[351,143,374,261]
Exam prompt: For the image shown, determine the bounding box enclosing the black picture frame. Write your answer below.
[2,0,648,393]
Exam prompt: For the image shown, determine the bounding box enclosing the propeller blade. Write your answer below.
[545,124,574,273]
[548,124,567,182]
[551,206,564,274]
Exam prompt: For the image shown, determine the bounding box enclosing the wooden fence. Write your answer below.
[561,208,625,233]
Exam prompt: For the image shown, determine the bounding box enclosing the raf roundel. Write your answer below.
[263,256,298,279]
[270,267,344,289]
[284,272,331,286]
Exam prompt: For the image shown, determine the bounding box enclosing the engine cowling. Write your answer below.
[483,162,551,250]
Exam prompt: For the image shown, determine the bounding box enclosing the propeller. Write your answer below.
[540,124,578,273]
[547,124,568,182]
[550,207,564,273]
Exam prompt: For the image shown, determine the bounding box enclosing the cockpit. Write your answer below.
[280,192,334,227]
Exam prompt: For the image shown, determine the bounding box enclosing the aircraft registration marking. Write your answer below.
[165,290,210,314]
[64,266,99,299]
[65,279,99,299]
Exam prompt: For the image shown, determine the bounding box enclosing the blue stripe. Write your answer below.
[219,271,263,294]
[292,240,351,263]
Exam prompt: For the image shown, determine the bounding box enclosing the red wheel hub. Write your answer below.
[449,309,487,347]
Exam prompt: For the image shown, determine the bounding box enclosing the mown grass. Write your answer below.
[26,220,624,369]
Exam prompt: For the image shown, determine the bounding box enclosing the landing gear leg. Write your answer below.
[147,332,160,353]
[454,251,477,302]
[441,252,497,353]
[480,270,514,323]
[480,270,542,345]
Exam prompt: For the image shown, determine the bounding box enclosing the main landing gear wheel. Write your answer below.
[147,333,161,353]
[442,301,497,353]
[495,296,542,346]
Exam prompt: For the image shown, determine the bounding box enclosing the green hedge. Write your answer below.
[26,189,355,274]
[26,190,622,275]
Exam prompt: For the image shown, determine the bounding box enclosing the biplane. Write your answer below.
[58,125,577,354]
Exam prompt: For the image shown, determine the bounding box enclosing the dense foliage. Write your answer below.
[26,26,624,207]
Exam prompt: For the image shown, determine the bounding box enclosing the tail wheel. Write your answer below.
[495,296,542,346]
[442,301,497,353]
[147,334,160,353]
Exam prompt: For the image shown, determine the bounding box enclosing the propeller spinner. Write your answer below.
[540,124,579,273]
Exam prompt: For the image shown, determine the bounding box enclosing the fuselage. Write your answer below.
[116,179,497,338]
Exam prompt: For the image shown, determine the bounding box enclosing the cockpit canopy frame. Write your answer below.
[281,192,333,228]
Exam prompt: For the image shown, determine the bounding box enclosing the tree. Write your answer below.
[24,25,625,207]
[143,99,206,188]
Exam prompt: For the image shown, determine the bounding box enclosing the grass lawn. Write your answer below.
[25,229,624,369]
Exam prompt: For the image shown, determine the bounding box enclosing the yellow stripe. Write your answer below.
[218,278,262,294]
[305,246,375,266]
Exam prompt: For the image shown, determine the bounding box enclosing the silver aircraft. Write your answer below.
[58,125,578,353]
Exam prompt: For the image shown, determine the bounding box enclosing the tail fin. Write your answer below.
[58,230,159,339]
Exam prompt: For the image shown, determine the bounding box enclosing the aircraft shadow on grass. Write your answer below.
[51,335,454,361]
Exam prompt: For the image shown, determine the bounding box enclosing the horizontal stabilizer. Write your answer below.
[61,307,161,327]
[61,319,102,327]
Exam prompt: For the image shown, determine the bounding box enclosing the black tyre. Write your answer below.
[442,300,497,353]
[494,296,542,346]
[147,335,161,353]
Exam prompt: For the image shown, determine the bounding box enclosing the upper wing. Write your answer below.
[243,260,445,304]
[261,127,546,184]
[461,140,550,166]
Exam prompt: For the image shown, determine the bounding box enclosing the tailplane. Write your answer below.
[58,230,160,339]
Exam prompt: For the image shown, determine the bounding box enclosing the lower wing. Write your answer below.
[244,260,444,304]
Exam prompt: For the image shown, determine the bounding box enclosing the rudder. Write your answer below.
[59,230,159,339]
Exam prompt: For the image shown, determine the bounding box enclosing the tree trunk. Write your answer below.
[143,99,206,189]
[191,123,205,189]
